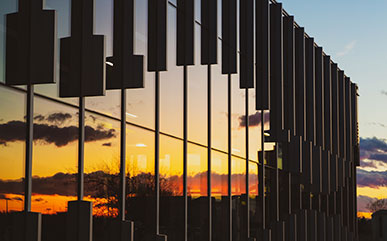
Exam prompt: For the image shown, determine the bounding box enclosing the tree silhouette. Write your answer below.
[366,198,387,213]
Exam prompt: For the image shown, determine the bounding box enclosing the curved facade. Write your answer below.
[0,0,359,241]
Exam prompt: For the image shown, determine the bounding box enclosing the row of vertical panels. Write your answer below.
[3,0,359,240]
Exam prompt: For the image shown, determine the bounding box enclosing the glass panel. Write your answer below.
[248,161,259,239]
[248,90,262,162]
[211,40,228,152]
[126,125,155,241]
[187,143,208,241]
[160,5,183,138]
[31,96,78,240]
[211,151,228,241]
[0,86,25,241]
[232,157,246,241]
[0,86,25,211]
[32,97,79,210]
[188,23,207,145]
[85,0,120,120]
[126,0,156,130]
[159,135,184,241]
[232,74,246,157]
[0,0,17,83]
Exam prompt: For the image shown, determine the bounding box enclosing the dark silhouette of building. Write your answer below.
[0,0,360,240]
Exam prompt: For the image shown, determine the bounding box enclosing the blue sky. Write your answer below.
[281,0,387,140]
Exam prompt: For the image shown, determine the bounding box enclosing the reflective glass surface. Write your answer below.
[159,135,184,241]
[249,161,259,238]
[126,125,155,241]
[232,157,247,241]
[0,86,26,210]
[0,86,25,240]
[187,143,208,241]
[211,151,228,241]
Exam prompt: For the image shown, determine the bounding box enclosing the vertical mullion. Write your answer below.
[78,96,85,201]
[24,84,34,212]
[260,111,266,231]
[207,64,212,241]
[245,88,250,238]
[228,73,232,241]
[119,88,126,221]
[155,71,160,234]
[183,65,188,241]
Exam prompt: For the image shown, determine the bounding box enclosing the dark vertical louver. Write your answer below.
[222,0,237,74]
[315,46,326,196]
[6,0,56,85]
[338,70,346,189]
[269,3,284,140]
[177,0,194,66]
[323,55,332,195]
[60,0,106,97]
[345,76,352,170]
[201,0,217,65]
[256,0,270,110]
[240,0,254,88]
[148,0,167,71]
[295,28,306,140]
[351,84,360,166]
[305,38,315,145]
[283,16,296,136]
[323,56,332,153]
[107,0,144,89]
[315,47,324,148]
[338,70,346,160]
[331,63,339,156]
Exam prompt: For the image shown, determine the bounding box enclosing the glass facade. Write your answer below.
[0,0,360,240]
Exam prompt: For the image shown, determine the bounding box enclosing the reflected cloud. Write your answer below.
[46,112,72,124]
[239,111,270,128]
[0,120,116,147]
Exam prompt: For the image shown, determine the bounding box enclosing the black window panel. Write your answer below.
[305,38,315,145]
[221,0,237,74]
[60,0,106,97]
[295,28,306,140]
[351,83,360,166]
[6,0,56,86]
[322,150,330,194]
[269,3,284,139]
[255,0,270,110]
[345,77,352,165]
[148,0,167,71]
[107,0,144,90]
[331,63,339,156]
[201,0,217,65]
[302,141,313,187]
[338,70,346,160]
[239,0,254,88]
[314,46,324,148]
[330,155,338,192]
[312,146,322,194]
[283,16,296,136]
[323,56,332,152]
[177,0,194,66]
